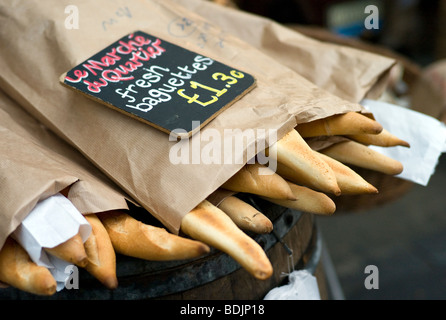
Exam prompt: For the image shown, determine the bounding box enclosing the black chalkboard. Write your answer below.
[61,31,256,138]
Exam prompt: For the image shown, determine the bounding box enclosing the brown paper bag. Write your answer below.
[0,90,130,248]
[0,0,364,234]
[175,0,396,103]
[168,0,397,207]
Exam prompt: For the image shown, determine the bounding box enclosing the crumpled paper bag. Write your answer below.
[0,88,129,249]
[175,0,396,103]
[0,0,377,234]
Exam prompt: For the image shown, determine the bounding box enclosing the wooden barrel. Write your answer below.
[0,196,328,300]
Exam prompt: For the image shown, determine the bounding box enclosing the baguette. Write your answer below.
[275,162,345,196]
[181,200,273,280]
[97,211,210,261]
[320,140,404,175]
[218,196,273,234]
[221,162,296,200]
[347,128,410,148]
[0,237,57,296]
[262,181,336,215]
[83,214,118,289]
[44,232,88,267]
[314,151,378,195]
[296,112,383,137]
[266,129,341,195]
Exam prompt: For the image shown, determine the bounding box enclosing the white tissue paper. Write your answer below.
[264,270,320,300]
[361,99,446,186]
[12,193,91,291]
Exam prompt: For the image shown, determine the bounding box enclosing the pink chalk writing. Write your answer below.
[65,33,166,93]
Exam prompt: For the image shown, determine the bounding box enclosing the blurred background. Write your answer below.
[223,0,446,299]
[234,0,444,65]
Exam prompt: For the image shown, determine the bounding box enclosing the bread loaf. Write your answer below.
[98,211,210,261]
[221,162,296,200]
[218,196,273,234]
[83,214,118,289]
[266,129,341,195]
[262,181,336,215]
[181,200,273,280]
[320,140,404,175]
[347,128,410,148]
[0,237,57,296]
[44,232,88,267]
[315,151,378,195]
[296,112,383,137]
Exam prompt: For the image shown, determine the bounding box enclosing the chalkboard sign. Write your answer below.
[60,31,256,138]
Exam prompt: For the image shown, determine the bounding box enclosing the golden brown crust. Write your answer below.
[268,129,341,195]
[262,181,336,215]
[0,237,57,296]
[218,196,273,234]
[98,211,210,261]
[181,200,273,280]
[296,112,383,137]
[221,163,296,200]
[315,151,378,195]
[83,214,118,289]
[347,128,410,148]
[320,140,404,175]
[44,232,88,268]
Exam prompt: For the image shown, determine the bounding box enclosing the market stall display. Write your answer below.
[0,0,444,300]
